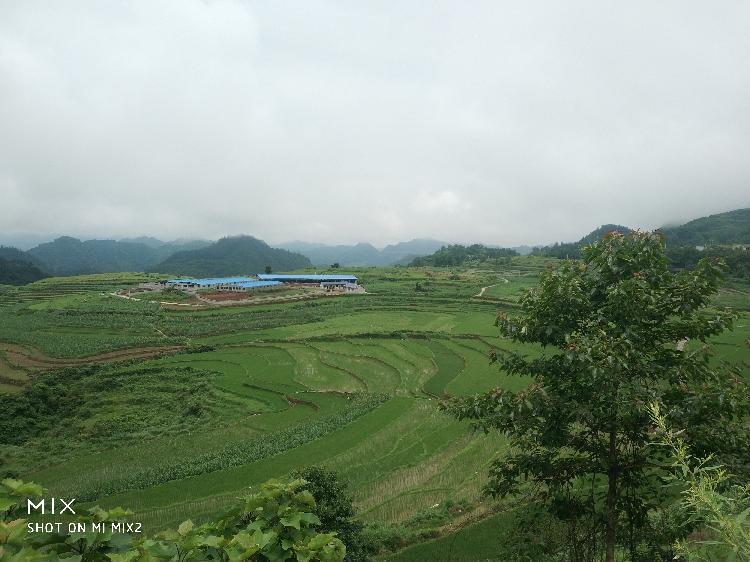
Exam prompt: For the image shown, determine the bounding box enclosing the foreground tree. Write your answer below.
[443,232,748,561]
[650,403,750,562]
[294,467,377,561]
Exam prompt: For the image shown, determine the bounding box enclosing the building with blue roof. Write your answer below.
[224,280,282,292]
[257,274,358,283]
[163,277,258,290]
[257,273,362,293]
[161,273,361,294]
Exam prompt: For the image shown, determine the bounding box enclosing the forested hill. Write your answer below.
[660,208,750,246]
[531,210,749,277]
[534,209,750,260]
[0,246,48,285]
[579,224,633,245]
[119,237,212,260]
[0,246,47,269]
[28,237,161,276]
[25,237,211,276]
[410,244,518,267]
[150,235,312,276]
[533,224,632,259]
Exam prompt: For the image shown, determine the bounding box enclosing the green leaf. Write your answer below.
[1,479,45,497]
[177,519,194,536]
[141,539,178,558]
[280,512,320,530]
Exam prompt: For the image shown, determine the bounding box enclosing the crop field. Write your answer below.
[1,262,747,559]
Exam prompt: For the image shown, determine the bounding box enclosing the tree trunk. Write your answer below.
[605,430,618,562]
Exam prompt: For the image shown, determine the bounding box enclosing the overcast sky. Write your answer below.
[1,1,748,248]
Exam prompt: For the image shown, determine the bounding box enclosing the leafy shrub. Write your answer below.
[0,477,345,562]
[293,466,378,562]
[650,403,750,562]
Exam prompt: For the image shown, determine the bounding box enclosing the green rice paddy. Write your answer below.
[1,263,747,559]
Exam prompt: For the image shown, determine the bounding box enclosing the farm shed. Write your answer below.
[221,280,282,292]
[163,277,256,291]
[257,274,358,284]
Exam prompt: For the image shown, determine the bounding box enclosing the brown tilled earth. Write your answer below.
[201,292,254,302]
[0,342,185,389]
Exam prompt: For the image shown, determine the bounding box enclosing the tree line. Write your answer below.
[409,244,518,267]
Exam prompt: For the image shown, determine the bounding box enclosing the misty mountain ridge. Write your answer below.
[1,208,746,280]
[278,238,448,266]
[118,236,213,251]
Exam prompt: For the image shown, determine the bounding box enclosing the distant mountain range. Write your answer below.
[0,209,746,284]
[149,236,311,277]
[278,239,448,266]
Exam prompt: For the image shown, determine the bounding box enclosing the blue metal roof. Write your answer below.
[166,277,257,286]
[257,274,358,282]
[236,280,282,288]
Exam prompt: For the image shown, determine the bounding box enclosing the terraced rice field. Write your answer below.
[1,264,747,558]
[19,333,521,529]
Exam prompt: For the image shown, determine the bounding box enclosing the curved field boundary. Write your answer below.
[0,342,186,378]
[313,342,404,383]
[422,340,465,397]
[310,342,403,393]
[314,347,371,391]
[343,339,427,395]
[283,344,364,393]
[347,338,423,374]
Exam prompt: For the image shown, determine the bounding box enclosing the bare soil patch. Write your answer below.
[0,342,185,371]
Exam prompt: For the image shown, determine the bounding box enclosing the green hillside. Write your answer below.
[151,235,312,276]
[0,246,49,285]
[533,209,749,261]
[533,224,631,259]
[0,245,47,269]
[0,258,48,285]
[660,208,750,246]
[28,237,161,276]
[578,223,633,244]
[26,237,214,276]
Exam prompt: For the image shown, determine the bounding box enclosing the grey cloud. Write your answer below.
[1,0,748,247]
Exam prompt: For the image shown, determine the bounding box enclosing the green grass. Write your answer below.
[1,262,747,555]
[480,275,538,300]
[422,340,465,397]
[93,397,411,529]
[383,510,519,562]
